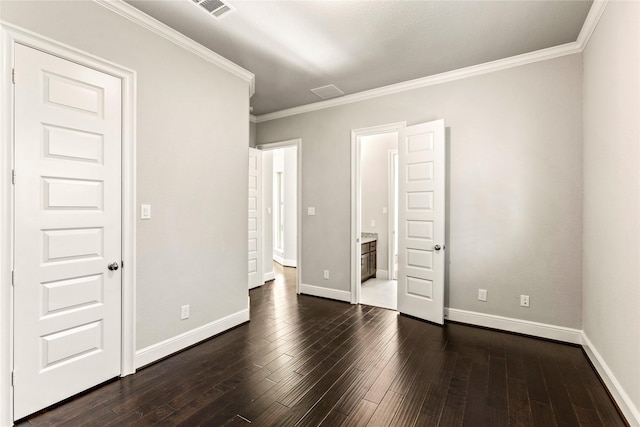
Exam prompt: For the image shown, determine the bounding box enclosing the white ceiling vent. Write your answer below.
[191,0,234,20]
[310,84,344,100]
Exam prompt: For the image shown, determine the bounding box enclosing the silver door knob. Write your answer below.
[108,262,119,271]
[434,245,442,251]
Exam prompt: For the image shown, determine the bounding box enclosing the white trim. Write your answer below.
[445,308,583,344]
[256,3,609,124]
[249,115,257,124]
[258,139,302,295]
[351,123,405,305]
[256,43,580,123]
[135,308,250,369]
[263,271,275,282]
[300,284,351,303]
[93,0,255,97]
[576,0,610,50]
[0,23,137,425]
[387,149,398,282]
[273,253,296,268]
[581,333,640,427]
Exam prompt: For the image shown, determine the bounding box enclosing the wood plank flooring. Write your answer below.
[17,264,627,426]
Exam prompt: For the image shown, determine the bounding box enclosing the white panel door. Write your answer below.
[248,147,263,289]
[13,44,122,419]
[397,120,445,324]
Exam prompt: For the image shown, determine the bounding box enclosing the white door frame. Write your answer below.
[350,122,405,304]
[0,24,137,424]
[257,139,302,295]
[388,149,398,281]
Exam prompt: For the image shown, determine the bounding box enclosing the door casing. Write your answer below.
[0,23,137,424]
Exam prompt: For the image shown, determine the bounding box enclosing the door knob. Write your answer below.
[434,245,442,251]
[108,262,119,271]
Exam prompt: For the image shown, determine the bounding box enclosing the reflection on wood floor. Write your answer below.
[17,262,627,426]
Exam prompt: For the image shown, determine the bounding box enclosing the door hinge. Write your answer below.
[11,371,14,386]
[11,68,15,85]
[11,169,15,185]
[11,270,14,287]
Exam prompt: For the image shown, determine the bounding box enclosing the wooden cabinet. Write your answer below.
[361,240,377,282]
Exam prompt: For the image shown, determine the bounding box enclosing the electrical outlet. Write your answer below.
[181,304,190,319]
[520,295,530,307]
[382,207,388,214]
[307,207,316,216]
[323,270,330,280]
[478,289,487,302]
[370,219,376,227]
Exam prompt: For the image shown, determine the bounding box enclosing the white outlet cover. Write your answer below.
[370,219,376,227]
[382,207,388,214]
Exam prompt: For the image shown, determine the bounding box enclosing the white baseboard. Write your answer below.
[300,283,351,303]
[135,308,250,369]
[273,253,296,267]
[263,271,275,282]
[445,308,583,344]
[582,333,640,427]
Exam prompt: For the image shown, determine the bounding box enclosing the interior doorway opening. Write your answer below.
[351,123,404,310]
[258,139,302,294]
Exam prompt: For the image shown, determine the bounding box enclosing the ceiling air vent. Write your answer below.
[310,84,344,100]
[191,0,234,20]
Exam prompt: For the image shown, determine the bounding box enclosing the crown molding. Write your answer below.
[576,0,609,50]
[94,0,255,97]
[256,0,609,124]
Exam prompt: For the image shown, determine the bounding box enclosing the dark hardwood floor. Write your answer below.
[17,264,627,426]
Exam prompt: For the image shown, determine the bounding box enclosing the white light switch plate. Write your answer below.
[307,207,316,216]
[141,204,151,220]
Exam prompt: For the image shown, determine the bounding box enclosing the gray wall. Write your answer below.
[258,54,583,328]
[2,1,251,350]
[583,0,640,413]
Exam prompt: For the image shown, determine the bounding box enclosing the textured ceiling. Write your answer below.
[125,0,594,116]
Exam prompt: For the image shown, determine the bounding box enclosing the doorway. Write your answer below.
[351,123,404,309]
[351,120,446,324]
[258,139,302,294]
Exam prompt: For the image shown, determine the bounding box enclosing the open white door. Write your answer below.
[397,119,445,324]
[248,147,263,289]
[13,44,123,418]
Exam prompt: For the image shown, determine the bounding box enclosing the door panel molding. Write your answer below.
[0,23,137,424]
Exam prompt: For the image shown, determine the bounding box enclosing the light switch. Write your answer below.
[307,207,316,216]
[267,207,272,215]
[370,219,376,227]
[382,207,388,214]
[141,204,151,220]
